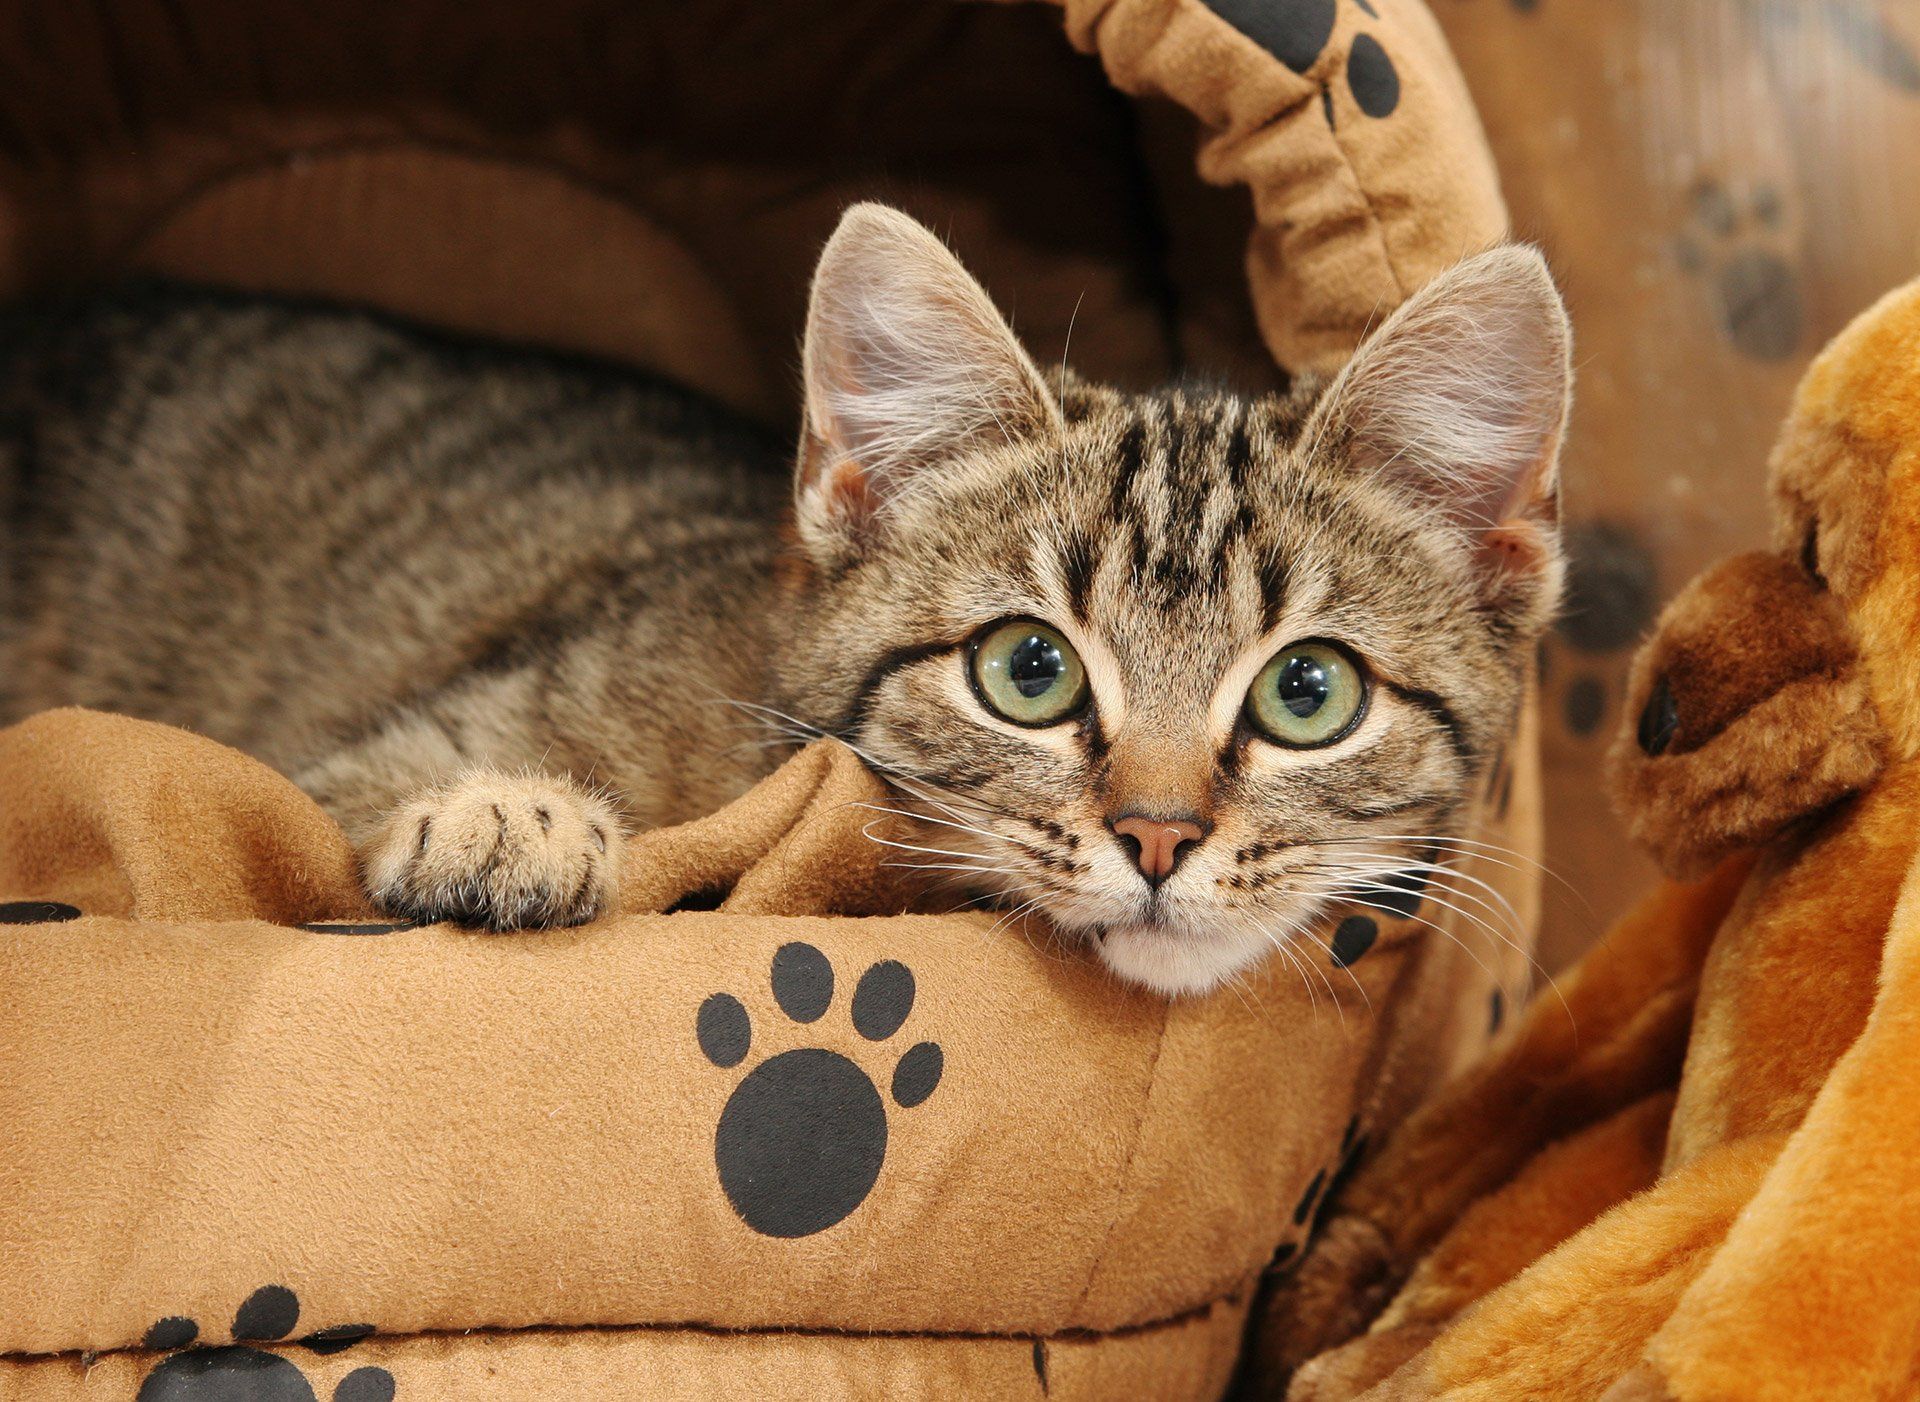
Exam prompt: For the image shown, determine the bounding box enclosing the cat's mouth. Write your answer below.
[1046,885,1333,999]
[912,831,1343,999]
[1090,916,1294,999]
[877,800,1353,998]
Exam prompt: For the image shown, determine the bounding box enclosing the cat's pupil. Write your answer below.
[1009,634,1065,699]
[1277,656,1331,718]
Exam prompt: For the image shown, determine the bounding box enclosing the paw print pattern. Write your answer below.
[0,900,81,923]
[698,942,943,1238]
[1674,177,1804,363]
[1761,2,1920,95]
[1202,0,1401,125]
[1552,521,1660,741]
[137,1285,392,1402]
[1266,1115,1375,1277]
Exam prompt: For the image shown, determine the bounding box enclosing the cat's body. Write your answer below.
[0,206,1573,996]
[1,286,784,838]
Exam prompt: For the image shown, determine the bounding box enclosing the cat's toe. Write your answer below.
[360,771,621,930]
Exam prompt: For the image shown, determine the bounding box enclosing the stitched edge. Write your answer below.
[8,1288,1249,1367]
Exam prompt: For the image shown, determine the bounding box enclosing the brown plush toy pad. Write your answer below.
[1428,2,1920,973]
[0,709,1533,1399]
[1271,273,1920,1401]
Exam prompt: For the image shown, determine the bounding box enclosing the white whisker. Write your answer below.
[1312,848,1529,943]
[872,855,1020,878]
[852,802,1047,858]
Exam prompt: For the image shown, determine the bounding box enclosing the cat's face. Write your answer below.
[777,205,1571,997]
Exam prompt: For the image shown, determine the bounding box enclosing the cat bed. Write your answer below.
[0,1,1527,1397]
[0,0,1504,413]
[1,710,1535,1399]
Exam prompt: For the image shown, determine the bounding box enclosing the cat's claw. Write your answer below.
[360,770,621,930]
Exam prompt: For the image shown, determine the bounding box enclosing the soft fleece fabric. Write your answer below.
[0,710,1530,1398]
[0,0,1506,413]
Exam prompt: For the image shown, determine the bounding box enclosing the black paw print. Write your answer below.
[137,1285,391,1402]
[0,899,81,923]
[1266,1115,1374,1277]
[698,942,943,1238]
[1551,521,1661,741]
[1674,178,1803,363]
[1203,0,1401,124]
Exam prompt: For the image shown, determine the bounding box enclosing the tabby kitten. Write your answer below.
[0,204,1570,996]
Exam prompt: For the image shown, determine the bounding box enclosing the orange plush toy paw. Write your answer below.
[1259,273,1920,1401]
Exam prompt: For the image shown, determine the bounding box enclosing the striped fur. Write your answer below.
[0,208,1570,995]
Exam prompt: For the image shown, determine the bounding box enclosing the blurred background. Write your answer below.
[2,0,1915,970]
[1437,0,1920,966]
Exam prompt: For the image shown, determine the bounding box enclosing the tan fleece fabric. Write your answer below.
[1043,0,1507,371]
[0,708,1532,1397]
[0,0,1504,418]
[1,1300,1250,1402]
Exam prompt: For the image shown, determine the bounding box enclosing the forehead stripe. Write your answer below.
[1162,410,1205,543]
[1109,415,1146,520]
[1161,409,1186,494]
[1060,528,1097,623]
[1259,552,1290,634]
[1223,406,1251,485]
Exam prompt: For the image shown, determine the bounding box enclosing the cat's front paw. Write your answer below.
[360,771,621,930]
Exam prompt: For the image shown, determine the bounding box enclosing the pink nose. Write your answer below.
[1111,815,1207,885]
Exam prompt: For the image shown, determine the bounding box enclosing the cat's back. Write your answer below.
[0,284,787,764]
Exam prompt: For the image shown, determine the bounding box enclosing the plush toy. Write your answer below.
[1259,272,1920,1400]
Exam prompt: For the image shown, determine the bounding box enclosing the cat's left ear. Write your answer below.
[1314,245,1572,615]
[796,203,1062,569]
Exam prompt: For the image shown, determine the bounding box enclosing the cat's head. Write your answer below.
[776,204,1571,997]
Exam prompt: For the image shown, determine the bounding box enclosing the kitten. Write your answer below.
[0,204,1570,997]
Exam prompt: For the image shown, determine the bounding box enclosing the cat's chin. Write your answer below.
[1092,922,1267,1000]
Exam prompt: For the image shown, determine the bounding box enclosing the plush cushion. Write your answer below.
[0,710,1532,1397]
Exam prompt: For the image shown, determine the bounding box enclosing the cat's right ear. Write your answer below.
[795,204,1061,570]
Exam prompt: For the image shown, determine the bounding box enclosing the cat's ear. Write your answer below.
[796,203,1061,567]
[1314,245,1572,608]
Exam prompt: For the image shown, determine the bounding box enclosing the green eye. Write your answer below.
[1246,642,1367,747]
[970,620,1090,727]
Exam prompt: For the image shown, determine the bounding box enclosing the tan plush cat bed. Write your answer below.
[0,0,1502,408]
[0,1,1523,1397]
[1,709,1536,1398]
